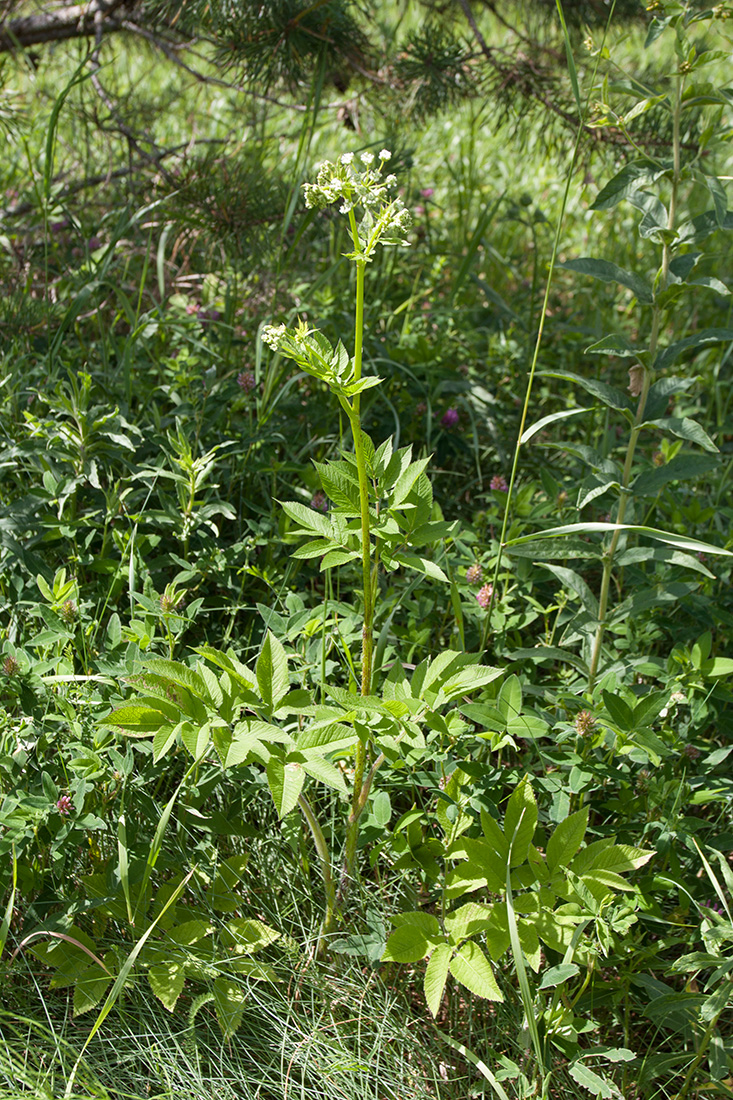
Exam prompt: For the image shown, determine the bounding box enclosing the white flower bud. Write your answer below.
[379,149,392,161]
[360,151,374,165]
[340,152,354,165]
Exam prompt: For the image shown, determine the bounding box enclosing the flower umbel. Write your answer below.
[56,794,72,816]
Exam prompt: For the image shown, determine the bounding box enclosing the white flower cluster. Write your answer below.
[261,323,286,350]
[301,149,411,259]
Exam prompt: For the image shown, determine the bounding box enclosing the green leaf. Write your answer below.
[222,918,280,954]
[256,632,289,711]
[444,902,494,944]
[538,370,632,411]
[547,808,589,872]
[585,333,637,358]
[320,549,360,570]
[642,417,718,453]
[424,943,452,1018]
[372,790,392,827]
[143,657,205,698]
[102,704,172,734]
[213,977,246,1039]
[559,258,653,304]
[392,456,432,507]
[539,963,580,990]
[539,564,599,617]
[266,758,304,818]
[166,919,212,946]
[591,161,658,210]
[279,500,332,536]
[504,778,537,866]
[507,522,732,558]
[449,942,503,1001]
[382,922,435,964]
[298,753,348,795]
[73,963,114,1016]
[568,1061,617,1098]
[148,960,186,1013]
[632,453,719,496]
[654,328,733,372]
[520,406,589,444]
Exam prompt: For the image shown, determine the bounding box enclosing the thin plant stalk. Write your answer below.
[587,72,683,690]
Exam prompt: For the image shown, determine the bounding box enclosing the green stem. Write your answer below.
[587,72,682,691]
[340,217,374,902]
[298,793,336,954]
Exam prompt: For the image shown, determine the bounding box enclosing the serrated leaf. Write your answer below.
[559,258,653,304]
[382,923,435,964]
[266,758,304,818]
[223,918,280,954]
[299,753,348,795]
[424,943,452,1017]
[392,551,448,583]
[504,778,537,866]
[102,704,172,733]
[632,453,719,496]
[213,977,246,1039]
[256,632,289,711]
[320,549,360,570]
[392,456,432,507]
[449,942,503,1001]
[279,500,332,536]
[547,807,589,872]
[73,964,113,1016]
[148,960,186,1012]
[167,919,212,946]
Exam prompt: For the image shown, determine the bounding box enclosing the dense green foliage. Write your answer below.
[1,2,733,1098]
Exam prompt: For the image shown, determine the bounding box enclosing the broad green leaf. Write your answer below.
[153,722,179,762]
[642,417,718,453]
[654,328,733,372]
[538,370,632,411]
[702,657,733,679]
[102,704,173,734]
[166,919,212,946]
[559,257,653,304]
[520,406,589,444]
[547,807,589,872]
[372,790,392,827]
[591,161,658,210]
[256,632,289,711]
[504,778,537,866]
[73,963,114,1016]
[614,545,714,578]
[444,902,494,944]
[296,720,355,754]
[539,963,580,990]
[266,758,304,818]
[180,720,211,759]
[585,333,637,358]
[143,657,205,697]
[392,551,448,583]
[298,753,348,795]
[382,923,435,964]
[456,837,506,893]
[518,922,541,972]
[222,918,280,954]
[320,549,360,570]
[213,976,246,1039]
[498,674,522,720]
[568,1061,616,1098]
[279,500,332,536]
[424,943,452,1018]
[393,456,432,507]
[449,942,503,1001]
[632,453,719,496]
[148,959,186,1012]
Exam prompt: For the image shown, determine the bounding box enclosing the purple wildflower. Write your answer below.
[56,795,72,816]
[490,475,508,492]
[476,583,493,609]
[441,408,459,429]
[466,562,483,586]
[237,371,256,392]
[310,490,329,513]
